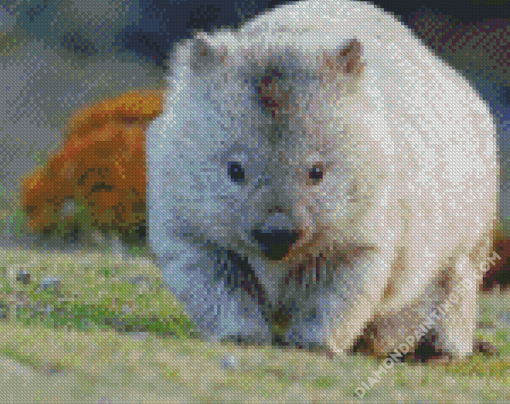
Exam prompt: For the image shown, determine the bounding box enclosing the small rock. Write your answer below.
[221,355,238,370]
[41,277,61,290]
[16,269,31,285]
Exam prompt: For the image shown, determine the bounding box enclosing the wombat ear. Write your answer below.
[190,32,228,72]
[319,38,365,77]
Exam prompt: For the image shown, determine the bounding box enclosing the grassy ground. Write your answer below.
[1,210,510,403]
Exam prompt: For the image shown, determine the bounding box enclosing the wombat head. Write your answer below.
[147,32,390,265]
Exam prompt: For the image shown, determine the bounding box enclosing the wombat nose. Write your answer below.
[251,229,300,261]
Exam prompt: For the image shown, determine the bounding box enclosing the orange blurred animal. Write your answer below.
[21,89,165,239]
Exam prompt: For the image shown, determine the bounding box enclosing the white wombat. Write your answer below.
[147,0,498,358]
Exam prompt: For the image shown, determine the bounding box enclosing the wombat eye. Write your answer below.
[309,164,324,183]
[227,161,245,183]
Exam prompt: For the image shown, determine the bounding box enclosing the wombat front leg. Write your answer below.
[372,255,480,359]
[435,255,480,358]
[367,251,482,359]
[326,246,396,355]
[364,233,446,356]
[157,240,272,344]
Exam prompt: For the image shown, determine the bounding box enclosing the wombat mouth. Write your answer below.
[281,238,376,273]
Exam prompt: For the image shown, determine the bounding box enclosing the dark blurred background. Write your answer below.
[5,1,510,67]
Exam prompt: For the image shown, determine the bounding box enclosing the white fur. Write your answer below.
[147,0,498,356]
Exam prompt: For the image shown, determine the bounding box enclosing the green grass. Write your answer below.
[0,247,195,337]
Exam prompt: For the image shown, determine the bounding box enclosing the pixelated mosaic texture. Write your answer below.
[0,1,509,402]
